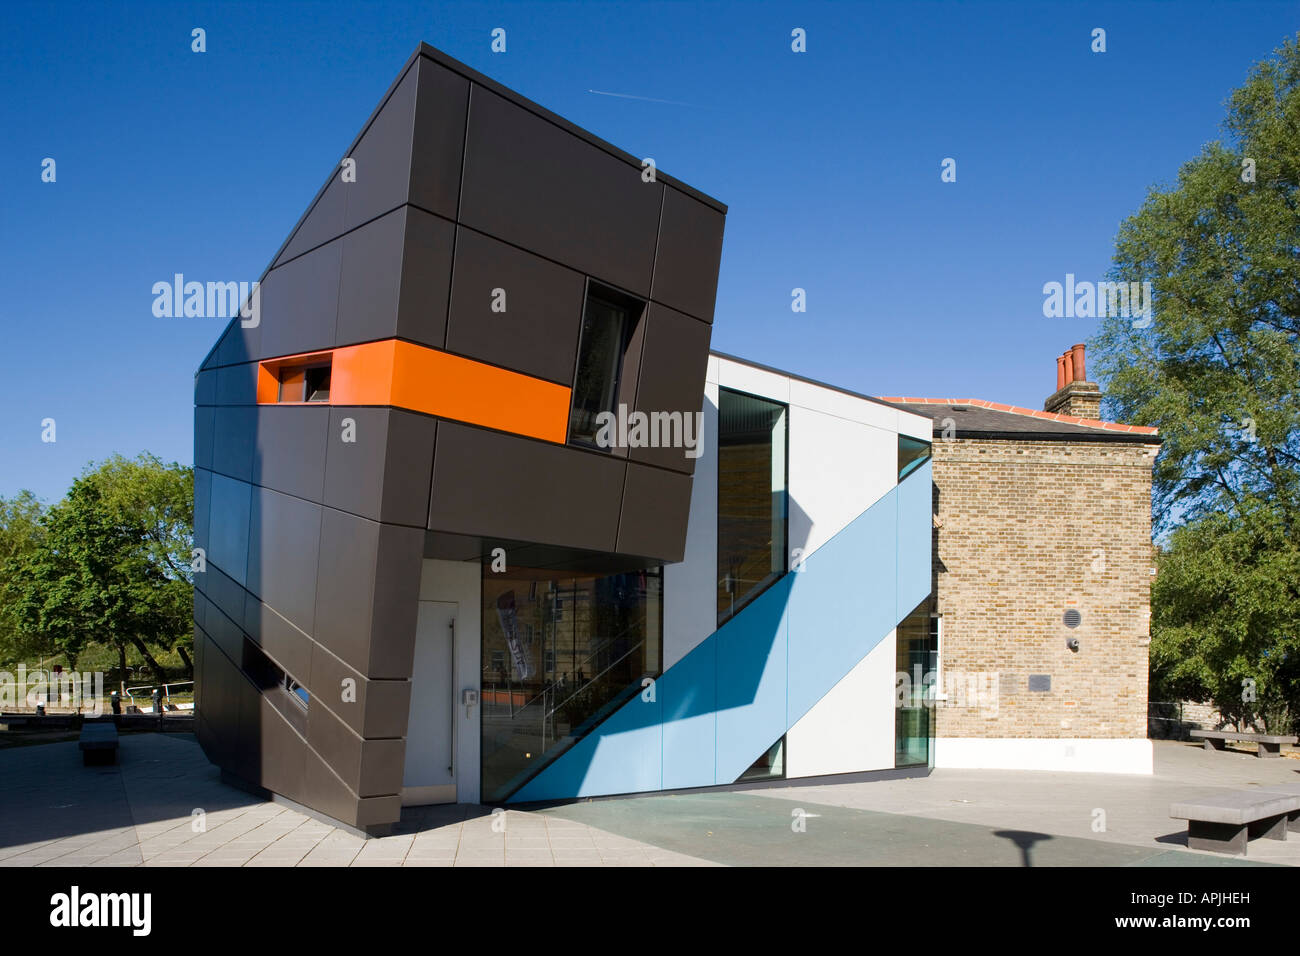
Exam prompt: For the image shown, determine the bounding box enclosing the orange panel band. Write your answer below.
[258,340,572,444]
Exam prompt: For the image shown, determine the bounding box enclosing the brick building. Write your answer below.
[884,344,1162,774]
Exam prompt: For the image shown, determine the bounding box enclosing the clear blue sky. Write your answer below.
[2,1,1296,503]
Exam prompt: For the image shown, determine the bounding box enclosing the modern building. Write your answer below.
[192,44,934,833]
[884,344,1161,775]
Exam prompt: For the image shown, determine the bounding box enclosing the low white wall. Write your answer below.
[934,737,1153,775]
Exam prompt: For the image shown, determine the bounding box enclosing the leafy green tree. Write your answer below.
[1091,35,1300,731]
[1092,34,1299,533]
[4,455,194,691]
[1150,505,1300,732]
[0,491,47,660]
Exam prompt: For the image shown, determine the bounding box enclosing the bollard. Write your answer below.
[151,688,163,718]
[110,691,121,716]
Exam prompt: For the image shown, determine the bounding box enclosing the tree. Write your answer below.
[1090,35,1300,732]
[3,455,194,691]
[0,491,47,660]
[1091,33,1300,534]
[81,454,195,674]
[1149,505,1300,732]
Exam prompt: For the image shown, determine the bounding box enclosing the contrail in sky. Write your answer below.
[587,89,703,108]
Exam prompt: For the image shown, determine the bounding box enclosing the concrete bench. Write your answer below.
[78,721,119,766]
[1170,790,1300,855]
[1255,783,1300,833]
[1190,729,1297,758]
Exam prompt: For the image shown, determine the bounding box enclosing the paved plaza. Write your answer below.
[0,733,1296,866]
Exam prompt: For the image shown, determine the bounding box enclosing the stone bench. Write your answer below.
[1190,729,1297,758]
[78,721,119,766]
[1170,790,1300,855]
[1255,783,1300,833]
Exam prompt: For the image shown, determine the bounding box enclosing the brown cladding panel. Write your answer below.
[322,407,388,523]
[307,643,412,739]
[629,304,711,474]
[615,463,694,562]
[368,524,425,678]
[253,405,330,503]
[343,65,418,232]
[246,487,323,637]
[305,697,365,791]
[259,697,309,802]
[445,227,586,385]
[301,749,366,828]
[211,407,257,483]
[231,668,264,784]
[215,317,263,370]
[206,474,252,588]
[380,411,437,527]
[242,594,314,686]
[215,362,259,407]
[275,175,348,268]
[428,423,626,554]
[312,506,380,675]
[395,206,456,350]
[194,406,215,471]
[195,368,218,405]
[459,86,662,296]
[258,242,343,360]
[409,56,470,220]
[358,738,407,797]
[193,466,212,560]
[650,188,726,323]
[335,207,407,347]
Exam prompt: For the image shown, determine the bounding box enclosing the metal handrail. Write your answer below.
[125,680,194,709]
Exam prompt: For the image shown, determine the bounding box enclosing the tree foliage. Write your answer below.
[0,491,47,659]
[1092,34,1300,533]
[2,454,193,683]
[1091,35,1300,731]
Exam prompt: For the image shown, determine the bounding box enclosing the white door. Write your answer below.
[402,600,457,805]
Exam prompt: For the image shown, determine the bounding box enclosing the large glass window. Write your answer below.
[717,388,788,626]
[480,565,662,801]
[568,285,638,448]
[895,600,938,768]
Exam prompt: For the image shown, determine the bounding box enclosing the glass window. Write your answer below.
[569,286,638,447]
[480,565,663,802]
[738,736,786,782]
[304,364,331,402]
[717,388,788,626]
[274,358,332,403]
[895,599,936,768]
[898,435,931,481]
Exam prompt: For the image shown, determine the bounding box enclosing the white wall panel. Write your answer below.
[663,384,719,669]
[785,631,897,777]
[788,405,898,561]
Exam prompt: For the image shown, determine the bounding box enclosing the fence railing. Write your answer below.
[125,680,195,713]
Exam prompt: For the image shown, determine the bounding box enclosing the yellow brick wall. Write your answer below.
[931,437,1158,740]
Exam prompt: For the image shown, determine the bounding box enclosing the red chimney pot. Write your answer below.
[1071,343,1087,382]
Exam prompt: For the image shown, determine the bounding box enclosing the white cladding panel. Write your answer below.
[785,631,898,777]
[663,385,720,669]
